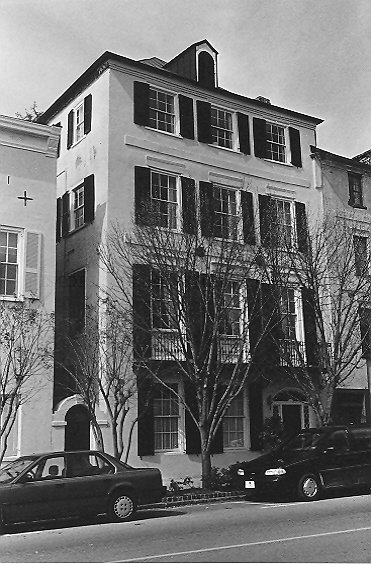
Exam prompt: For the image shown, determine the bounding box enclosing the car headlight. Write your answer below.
[237,468,245,476]
[264,467,286,476]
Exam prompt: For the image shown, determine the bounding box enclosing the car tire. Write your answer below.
[108,491,136,522]
[297,473,322,501]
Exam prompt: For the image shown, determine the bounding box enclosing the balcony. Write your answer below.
[151,330,185,361]
[218,336,249,363]
[278,339,305,367]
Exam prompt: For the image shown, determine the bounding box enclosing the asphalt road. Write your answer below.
[1,492,371,562]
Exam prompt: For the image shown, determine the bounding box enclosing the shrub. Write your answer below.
[259,415,285,451]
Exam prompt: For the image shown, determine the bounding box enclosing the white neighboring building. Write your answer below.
[0,115,60,461]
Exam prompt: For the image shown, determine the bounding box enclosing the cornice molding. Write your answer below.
[0,115,60,157]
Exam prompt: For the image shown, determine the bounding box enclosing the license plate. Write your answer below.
[245,480,255,489]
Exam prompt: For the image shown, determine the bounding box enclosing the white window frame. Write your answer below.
[213,185,241,241]
[266,122,290,164]
[153,380,185,453]
[223,391,246,449]
[210,105,236,150]
[148,87,179,135]
[75,101,85,143]
[150,269,178,331]
[0,227,24,301]
[150,170,180,230]
[73,184,85,230]
[271,197,295,248]
[278,288,306,366]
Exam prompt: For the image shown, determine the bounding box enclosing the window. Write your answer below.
[220,281,241,336]
[223,394,245,448]
[75,102,85,143]
[0,230,19,297]
[67,94,92,149]
[73,185,85,229]
[57,175,95,238]
[153,383,180,451]
[151,270,177,330]
[280,288,297,342]
[348,173,364,208]
[150,171,178,229]
[353,235,369,276]
[149,88,176,133]
[211,106,233,149]
[273,198,293,247]
[266,122,286,163]
[214,186,239,240]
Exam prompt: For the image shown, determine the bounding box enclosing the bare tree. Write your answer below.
[0,302,53,463]
[99,219,275,486]
[15,101,43,122]
[259,213,371,425]
[59,301,138,460]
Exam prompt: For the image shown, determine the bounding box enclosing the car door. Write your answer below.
[4,455,72,524]
[317,429,353,489]
[348,428,371,486]
[61,452,115,516]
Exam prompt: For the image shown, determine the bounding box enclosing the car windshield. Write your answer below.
[0,457,35,484]
[281,431,326,451]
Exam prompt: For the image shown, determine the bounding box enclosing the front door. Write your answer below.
[65,405,90,451]
[282,404,302,437]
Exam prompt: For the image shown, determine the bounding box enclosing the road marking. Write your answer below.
[112,525,371,562]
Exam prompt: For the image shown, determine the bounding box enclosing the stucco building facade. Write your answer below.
[0,115,59,462]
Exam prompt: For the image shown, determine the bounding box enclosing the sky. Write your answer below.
[1,0,371,158]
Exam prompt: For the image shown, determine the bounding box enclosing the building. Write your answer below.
[0,114,60,462]
[39,40,327,483]
[311,146,371,423]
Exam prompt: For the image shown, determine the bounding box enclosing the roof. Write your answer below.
[138,57,167,69]
[38,46,323,126]
[310,145,371,172]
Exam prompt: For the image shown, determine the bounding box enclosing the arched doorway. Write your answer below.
[272,389,309,436]
[65,405,90,451]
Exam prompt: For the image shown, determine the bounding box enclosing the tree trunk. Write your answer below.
[200,426,212,488]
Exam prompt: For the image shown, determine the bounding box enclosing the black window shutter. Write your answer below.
[259,194,272,247]
[84,94,92,135]
[133,81,150,126]
[135,166,151,225]
[261,283,281,366]
[181,177,197,235]
[249,381,263,450]
[302,288,319,366]
[84,174,95,223]
[295,202,308,253]
[359,307,371,359]
[54,122,61,157]
[241,191,255,245]
[62,192,70,236]
[137,374,155,456]
[67,110,74,149]
[184,381,201,454]
[289,127,302,167]
[247,278,263,356]
[237,113,250,155]
[196,100,212,144]
[56,197,63,242]
[179,95,194,140]
[132,264,152,358]
[253,118,267,158]
[199,181,214,237]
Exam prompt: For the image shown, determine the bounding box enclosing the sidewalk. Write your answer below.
[142,490,246,509]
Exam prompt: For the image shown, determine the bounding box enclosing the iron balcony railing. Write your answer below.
[278,339,305,367]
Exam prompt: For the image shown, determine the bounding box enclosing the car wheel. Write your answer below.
[108,492,136,522]
[297,474,321,501]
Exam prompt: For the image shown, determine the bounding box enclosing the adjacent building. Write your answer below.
[0,115,60,461]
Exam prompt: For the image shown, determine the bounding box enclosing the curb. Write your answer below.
[141,491,246,509]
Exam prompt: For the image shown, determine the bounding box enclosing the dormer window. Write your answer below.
[198,51,215,88]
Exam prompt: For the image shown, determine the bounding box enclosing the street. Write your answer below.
[1,492,371,562]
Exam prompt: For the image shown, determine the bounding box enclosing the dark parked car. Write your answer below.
[0,450,166,528]
[234,425,371,501]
